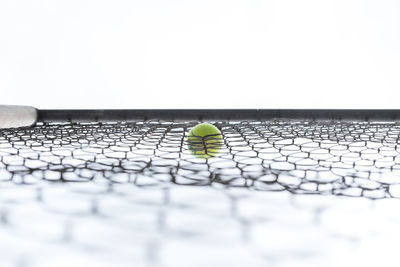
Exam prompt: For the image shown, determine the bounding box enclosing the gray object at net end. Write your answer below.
[0,105,38,129]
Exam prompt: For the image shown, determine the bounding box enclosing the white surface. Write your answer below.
[0,105,37,129]
[0,183,399,267]
[0,0,399,109]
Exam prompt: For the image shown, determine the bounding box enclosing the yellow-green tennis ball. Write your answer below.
[187,123,223,159]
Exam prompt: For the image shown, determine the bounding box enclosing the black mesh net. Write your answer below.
[1,120,400,199]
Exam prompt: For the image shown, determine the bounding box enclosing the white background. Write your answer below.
[0,0,399,109]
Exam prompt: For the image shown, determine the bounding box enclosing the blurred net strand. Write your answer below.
[1,120,400,199]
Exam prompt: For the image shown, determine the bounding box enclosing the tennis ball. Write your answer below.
[187,123,223,159]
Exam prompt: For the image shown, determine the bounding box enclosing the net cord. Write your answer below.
[37,109,400,122]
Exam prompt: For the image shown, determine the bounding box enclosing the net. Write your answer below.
[1,119,400,267]
[1,120,400,199]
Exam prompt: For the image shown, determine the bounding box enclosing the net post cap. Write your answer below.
[0,105,38,129]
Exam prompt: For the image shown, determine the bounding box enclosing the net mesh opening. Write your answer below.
[1,119,400,200]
